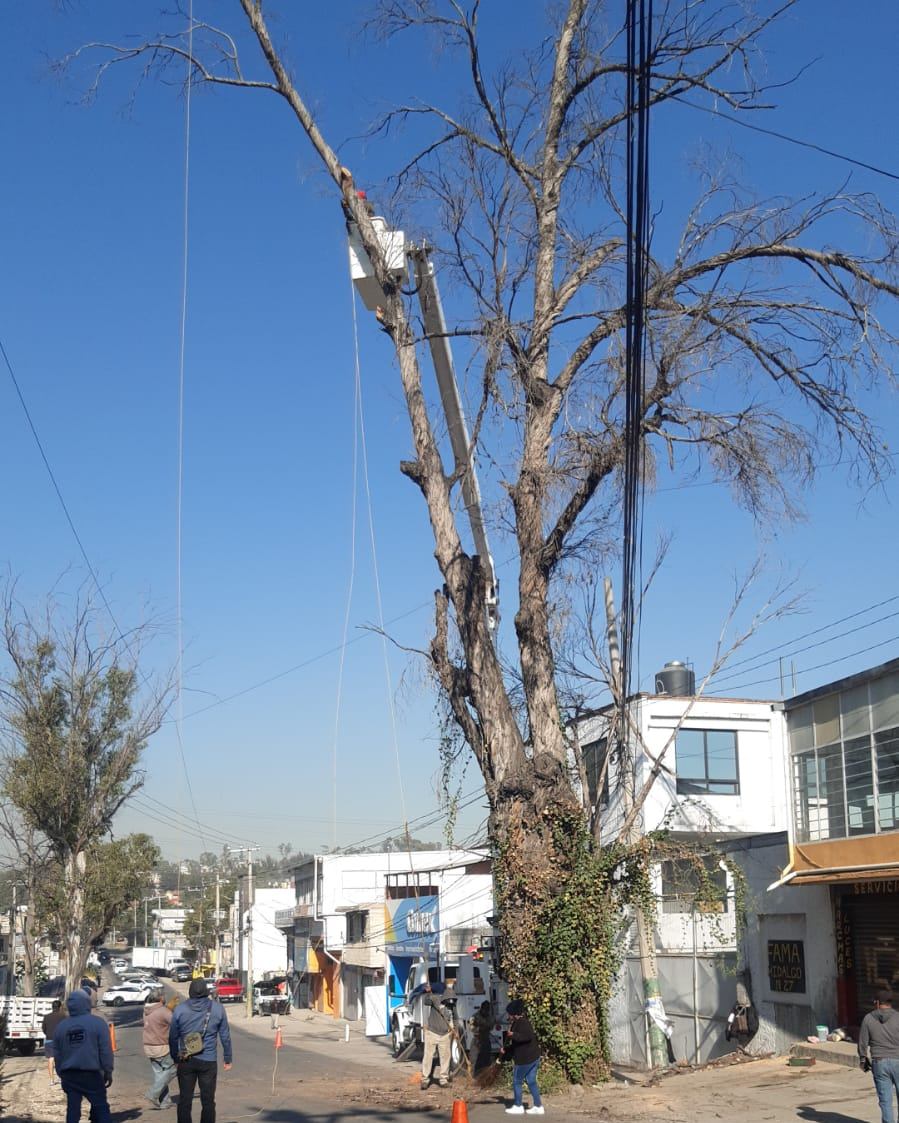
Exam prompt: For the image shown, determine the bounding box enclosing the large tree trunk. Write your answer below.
[20,880,38,997]
[63,849,88,995]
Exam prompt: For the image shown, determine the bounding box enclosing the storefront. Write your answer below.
[833,877,899,1026]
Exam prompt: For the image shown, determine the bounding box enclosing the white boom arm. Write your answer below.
[409,246,499,631]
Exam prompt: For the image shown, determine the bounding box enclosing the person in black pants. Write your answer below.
[500,999,544,1116]
[169,978,233,1123]
[53,989,114,1123]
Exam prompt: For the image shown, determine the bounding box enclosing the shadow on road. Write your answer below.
[798,1106,866,1123]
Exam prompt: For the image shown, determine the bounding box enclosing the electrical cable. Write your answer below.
[350,285,410,835]
[673,95,899,184]
[708,632,899,695]
[0,335,125,641]
[618,0,653,748]
[710,607,899,687]
[171,0,207,859]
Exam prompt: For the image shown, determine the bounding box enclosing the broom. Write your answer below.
[473,1053,506,1089]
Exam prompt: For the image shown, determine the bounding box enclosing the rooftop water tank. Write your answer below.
[654,660,695,696]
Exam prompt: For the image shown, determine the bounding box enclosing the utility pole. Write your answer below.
[227,846,259,1019]
[604,577,668,1070]
[214,872,221,974]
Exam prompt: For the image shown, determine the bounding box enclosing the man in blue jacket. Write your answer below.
[53,989,114,1123]
[169,978,233,1123]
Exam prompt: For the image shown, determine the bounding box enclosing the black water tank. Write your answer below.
[654,660,695,696]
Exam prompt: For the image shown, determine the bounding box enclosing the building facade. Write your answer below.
[772,658,899,1030]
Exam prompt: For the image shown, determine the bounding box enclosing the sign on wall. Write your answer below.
[384,894,439,957]
[768,939,806,993]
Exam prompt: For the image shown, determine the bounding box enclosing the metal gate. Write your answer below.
[849,892,899,1018]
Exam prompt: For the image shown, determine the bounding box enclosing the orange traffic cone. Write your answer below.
[108,1023,117,1053]
[451,1099,469,1123]
[274,1026,283,1050]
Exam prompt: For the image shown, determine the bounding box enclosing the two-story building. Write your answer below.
[750,658,899,1048]
[576,663,789,1066]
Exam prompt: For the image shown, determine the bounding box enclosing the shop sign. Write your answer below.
[835,899,853,975]
[384,894,439,957]
[768,939,806,993]
[852,880,899,895]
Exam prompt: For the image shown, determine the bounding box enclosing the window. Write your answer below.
[675,729,739,795]
[582,738,610,807]
[660,857,728,914]
[347,910,368,944]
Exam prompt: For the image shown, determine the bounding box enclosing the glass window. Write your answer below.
[675,729,739,795]
[876,727,899,831]
[841,684,871,738]
[872,674,899,733]
[844,735,876,835]
[817,744,846,840]
[789,705,814,752]
[582,738,610,807]
[660,858,728,914]
[814,694,840,747]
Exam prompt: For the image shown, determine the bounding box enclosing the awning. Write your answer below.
[768,861,899,891]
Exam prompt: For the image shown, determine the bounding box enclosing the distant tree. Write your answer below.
[0,804,53,994]
[0,587,171,992]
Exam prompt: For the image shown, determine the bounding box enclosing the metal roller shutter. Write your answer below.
[850,892,899,1016]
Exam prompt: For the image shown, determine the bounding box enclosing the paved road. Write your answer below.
[103,999,457,1123]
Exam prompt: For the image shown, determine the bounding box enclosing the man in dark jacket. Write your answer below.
[53,989,114,1123]
[169,978,233,1123]
[859,989,899,1123]
[42,999,66,1086]
[500,999,543,1116]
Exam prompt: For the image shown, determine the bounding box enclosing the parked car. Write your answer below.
[171,965,193,982]
[213,978,244,1003]
[119,971,158,985]
[101,982,157,1007]
[111,958,129,970]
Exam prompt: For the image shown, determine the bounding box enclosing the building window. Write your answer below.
[582,738,610,807]
[660,858,728,914]
[789,670,899,843]
[347,911,368,944]
[675,729,739,795]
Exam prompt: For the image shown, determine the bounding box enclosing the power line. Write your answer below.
[708,632,899,694]
[0,334,124,638]
[674,95,899,184]
[710,599,899,685]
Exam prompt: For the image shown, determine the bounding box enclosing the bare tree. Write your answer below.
[0,806,52,995]
[61,0,899,1075]
[0,587,171,993]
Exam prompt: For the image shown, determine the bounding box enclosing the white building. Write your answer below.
[236,887,294,988]
[275,848,492,1027]
[575,670,789,1067]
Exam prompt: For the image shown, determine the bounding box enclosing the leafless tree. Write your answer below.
[60,0,899,1071]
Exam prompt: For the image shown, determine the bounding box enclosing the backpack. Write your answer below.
[726,1002,757,1041]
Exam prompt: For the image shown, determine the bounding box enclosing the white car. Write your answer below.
[111,958,129,970]
[101,982,156,1007]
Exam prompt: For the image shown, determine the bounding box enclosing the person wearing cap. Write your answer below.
[143,992,179,1110]
[169,978,232,1123]
[420,980,454,1089]
[52,989,114,1123]
[500,999,543,1116]
[860,989,899,1123]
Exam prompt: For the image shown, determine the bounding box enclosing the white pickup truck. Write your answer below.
[390,955,506,1070]
[0,995,56,1054]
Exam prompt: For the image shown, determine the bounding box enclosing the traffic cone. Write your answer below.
[451,1099,469,1123]
[274,1026,283,1050]
[108,1023,117,1053]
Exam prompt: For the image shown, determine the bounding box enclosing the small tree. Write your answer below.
[0,589,170,992]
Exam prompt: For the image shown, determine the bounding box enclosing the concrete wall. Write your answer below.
[247,888,294,981]
[733,839,836,1054]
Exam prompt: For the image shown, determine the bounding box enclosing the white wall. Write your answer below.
[247,888,294,981]
[735,839,836,1053]
[579,695,788,845]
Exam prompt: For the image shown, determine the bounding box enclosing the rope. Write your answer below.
[330,277,363,849]
[174,0,206,852]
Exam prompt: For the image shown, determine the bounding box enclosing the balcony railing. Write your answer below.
[274,903,314,928]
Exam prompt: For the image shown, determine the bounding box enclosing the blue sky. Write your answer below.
[1,1,897,859]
